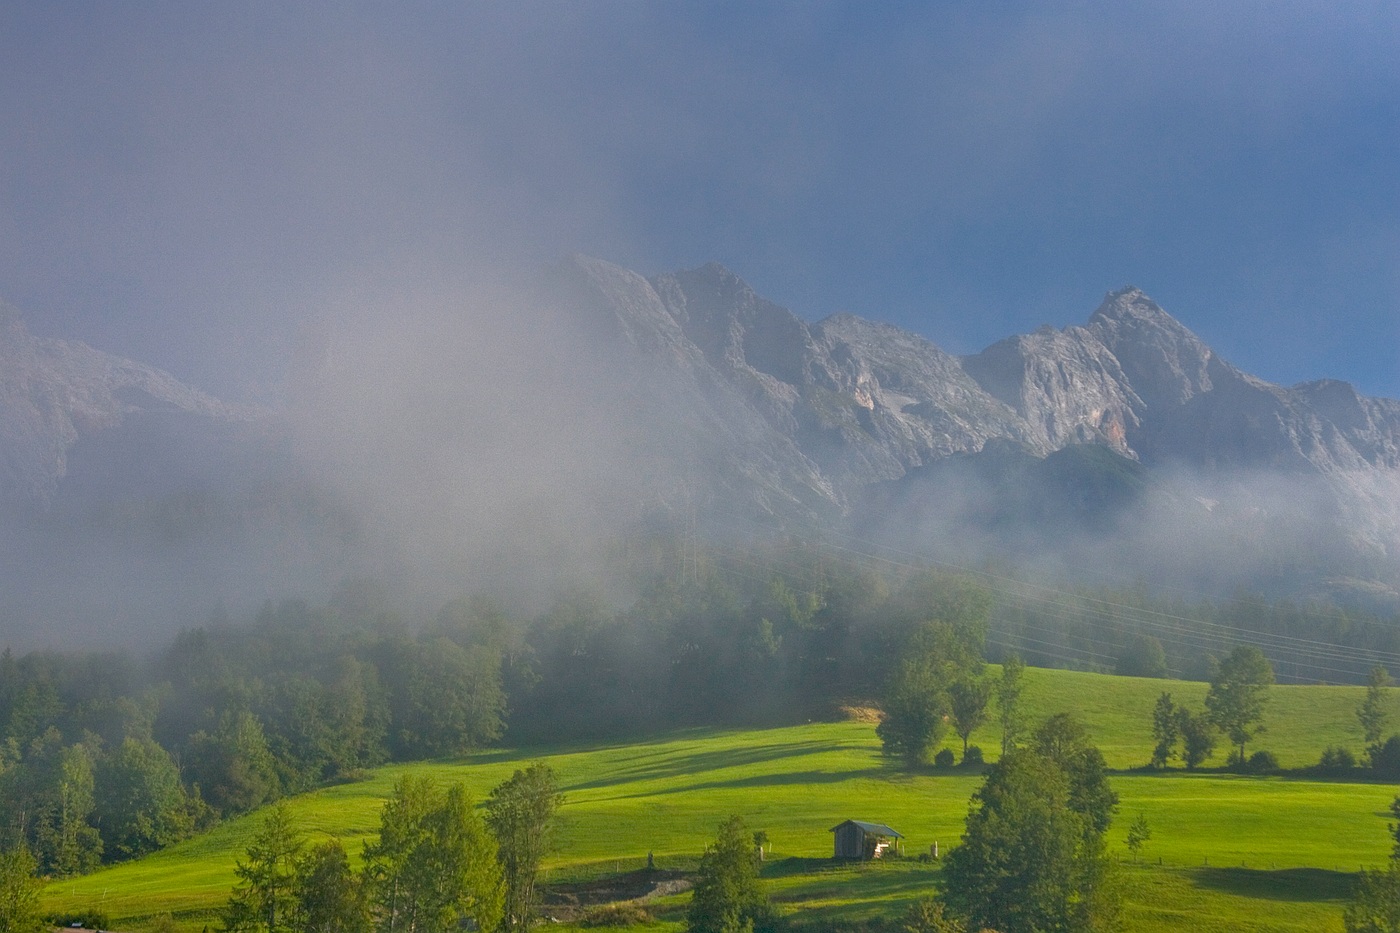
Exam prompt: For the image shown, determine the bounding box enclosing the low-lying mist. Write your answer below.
[1,260,1397,653]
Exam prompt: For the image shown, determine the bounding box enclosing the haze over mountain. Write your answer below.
[2,258,1397,646]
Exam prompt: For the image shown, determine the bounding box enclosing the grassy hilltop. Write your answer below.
[43,666,1400,932]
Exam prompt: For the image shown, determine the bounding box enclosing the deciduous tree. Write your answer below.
[485,763,562,933]
[1150,693,1180,768]
[364,777,503,933]
[94,736,192,859]
[1205,646,1273,762]
[902,897,967,933]
[1179,710,1216,771]
[876,659,948,768]
[186,711,280,817]
[0,844,45,933]
[1115,634,1167,679]
[943,742,1119,933]
[1360,666,1392,753]
[1125,814,1151,862]
[996,654,1025,756]
[1344,797,1400,933]
[948,675,992,759]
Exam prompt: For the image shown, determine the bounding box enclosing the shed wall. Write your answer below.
[833,823,864,859]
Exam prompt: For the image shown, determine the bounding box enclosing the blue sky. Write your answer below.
[1,2,1397,400]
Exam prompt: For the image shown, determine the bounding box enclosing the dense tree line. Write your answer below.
[0,538,1394,878]
[0,548,971,875]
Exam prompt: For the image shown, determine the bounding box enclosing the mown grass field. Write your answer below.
[43,667,1400,932]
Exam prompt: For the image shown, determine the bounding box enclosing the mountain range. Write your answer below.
[2,258,1398,643]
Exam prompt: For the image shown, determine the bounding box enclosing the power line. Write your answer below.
[691,506,1400,684]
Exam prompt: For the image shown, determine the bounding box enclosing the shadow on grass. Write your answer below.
[763,857,853,878]
[1190,866,1354,902]
[439,749,528,767]
[1116,765,1400,786]
[605,766,888,800]
[765,857,942,925]
[562,740,865,793]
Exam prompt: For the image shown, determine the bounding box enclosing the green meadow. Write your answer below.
[42,668,1400,932]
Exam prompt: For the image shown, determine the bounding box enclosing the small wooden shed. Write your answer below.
[830,819,903,860]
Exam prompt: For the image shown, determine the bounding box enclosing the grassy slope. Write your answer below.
[43,668,1400,931]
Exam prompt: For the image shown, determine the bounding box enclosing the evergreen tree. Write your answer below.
[1,732,102,876]
[294,839,369,933]
[222,803,303,933]
[687,815,772,933]
[363,775,435,933]
[1031,714,1118,837]
[944,721,1120,933]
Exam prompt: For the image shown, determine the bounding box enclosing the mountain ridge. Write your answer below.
[1,257,1397,642]
[557,257,1400,602]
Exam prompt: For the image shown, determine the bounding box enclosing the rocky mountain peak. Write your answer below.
[962,323,1141,456]
[0,310,263,504]
[1085,286,1216,411]
[651,264,822,390]
[1089,286,1165,321]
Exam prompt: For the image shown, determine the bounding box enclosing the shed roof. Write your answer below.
[829,819,903,838]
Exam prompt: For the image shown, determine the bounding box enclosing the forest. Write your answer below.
[2,537,1397,879]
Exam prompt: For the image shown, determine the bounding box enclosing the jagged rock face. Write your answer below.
[962,323,1142,456]
[1085,287,1215,411]
[0,304,259,505]
[644,263,1040,497]
[550,256,839,524]
[4,259,1400,626]
[561,260,1400,513]
[559,261,1400,596]
[807,314,1029,484]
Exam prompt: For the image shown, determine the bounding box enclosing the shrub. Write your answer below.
[46,910,111,931]
[962,745,984,767]
[1319,746,1356,771]
[579,902,652,927]
[1371,735,1400,779]
[787,918,899,933]
[1244,750,1280,774]
[934,748,956,769]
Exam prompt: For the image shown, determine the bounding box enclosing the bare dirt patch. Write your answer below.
[540,868,692,922]
[838,704,884,724]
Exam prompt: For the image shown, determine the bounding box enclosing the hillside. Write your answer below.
[43,667,1400,933]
